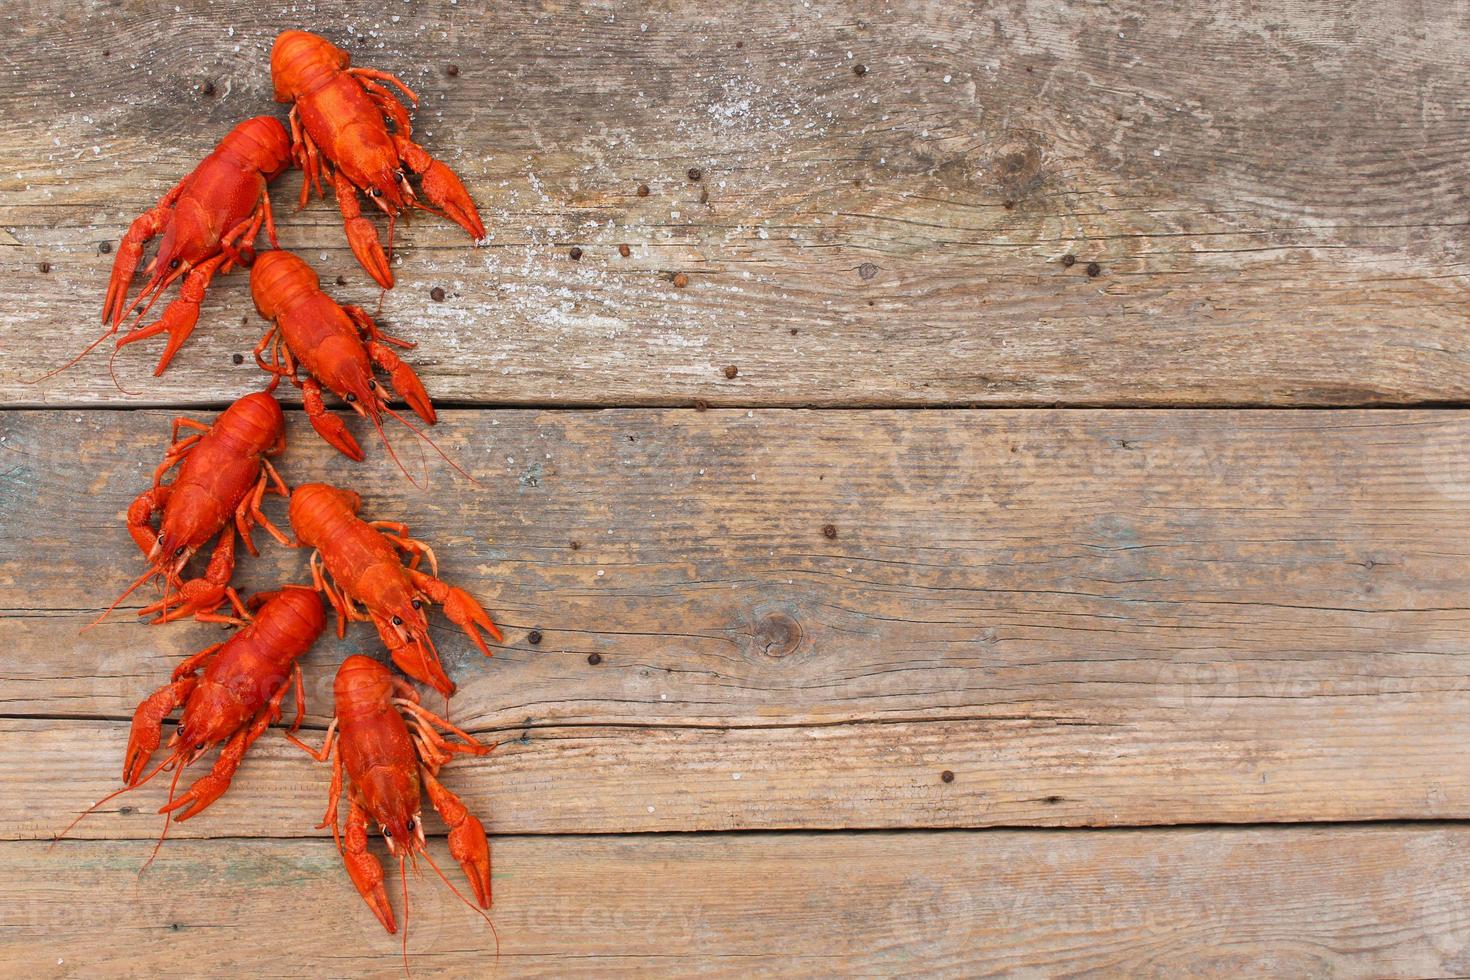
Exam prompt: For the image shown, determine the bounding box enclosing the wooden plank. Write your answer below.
[3,1,1469,407]
[5,407,1469,728]
[5,408,1470,833]
[8,827,1470,977]
[11,702,1470,839]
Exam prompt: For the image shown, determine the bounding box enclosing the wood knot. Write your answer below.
[988,138,1046,198]
[754,610,802,658]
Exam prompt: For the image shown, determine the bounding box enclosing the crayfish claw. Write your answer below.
[367,341,436,425]
[419,160,485,240]
[159,772,230,822]
[303,380,365,461]
[124,677,196,785]
[422,769,491,908]
[442,586,502,655]
[346,215,394,289]
[345,798,396,933]
[386,634,456,700]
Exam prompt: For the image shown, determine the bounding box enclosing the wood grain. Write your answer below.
[4,408,1469,835]
[3,1,1469,407]
[10,828,1470,977]
[11,703,1470,840]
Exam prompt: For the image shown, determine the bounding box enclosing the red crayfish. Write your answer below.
[272,30,485,288]
[91,391,290,629]
[290,655,494,952]
[61,587,325,850]
[51,116,290,380]
[251,248,461,480]
[289,482,501,699]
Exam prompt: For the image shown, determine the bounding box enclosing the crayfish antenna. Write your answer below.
[119,262,189,335]
[381,404,479,487]
[421,849,500,962]
[26,328,117,385]
[83,564,163,632]
[50,752,175,848]
[106,343,146,397]
[141,762,187,873]
[366,409,430,491]
[400,854,411,979]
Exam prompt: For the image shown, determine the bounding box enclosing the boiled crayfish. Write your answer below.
[271,29,485,288]
[53,116,291,379]
[290,655,494,947]
[91,391,290,628]
[61,587,325,848]
[289,482,500,698]
[251,248,456,478]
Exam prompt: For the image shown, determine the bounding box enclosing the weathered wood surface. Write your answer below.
[10,828,1470,978]
[12,703,1470,840]
[5,408,1469,837]
[4,0,1470,407]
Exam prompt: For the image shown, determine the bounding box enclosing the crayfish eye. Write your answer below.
[174,546,187,557]
[169,258,181,270]
[411,599,422,610]
[345,392,357,403]
[176,724,185,738]
[368,188,381,198]
[392,615,403,626]
[382,827,392,838]
[406,817,416,830]
[195,742,206,751]
[367,379,377,389]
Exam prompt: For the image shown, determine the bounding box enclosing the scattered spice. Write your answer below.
[693,398,709,411]
[1086,262,1101,278]
[232,353,244,365]
[570,540,581,550]
[636,183,650,197]
[430,286,446,302]
[587,652,603,665]
[618,244,631,257]
[569,246,582,261]
[527,630,543,645]
[853,63,868,76]
[38,261,50,274]
[336,275,348,286]
[722,364,738,379]
[99,241,112,254]
[200,80,216,97]
[1060,254,1076,268]
[822,523,837,539]
[672,272,689,288]
[687,167,703,181]
[446,64,459,77]
[941,770,955,783]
